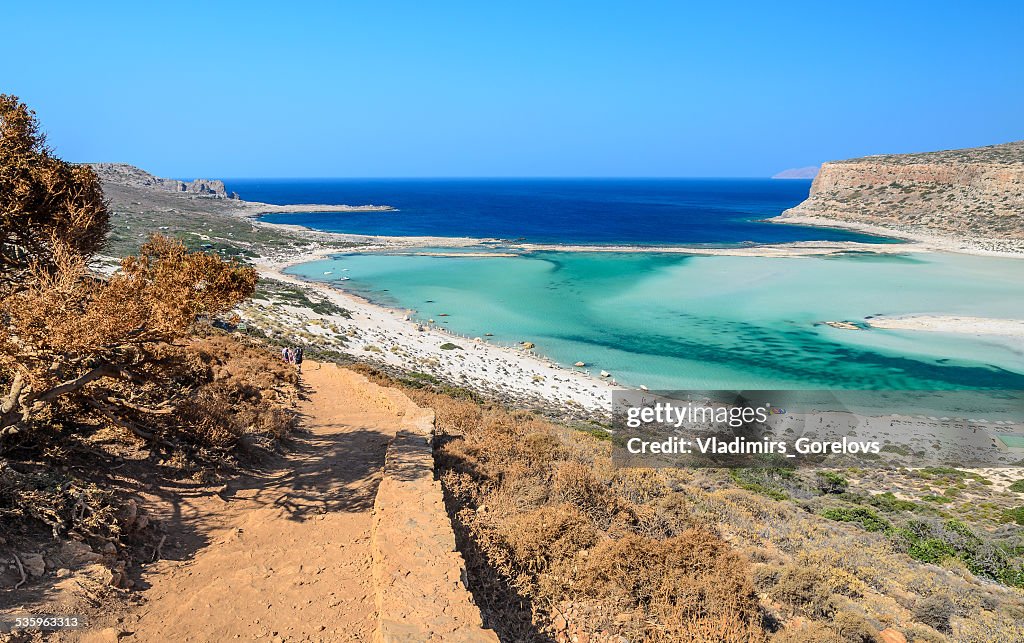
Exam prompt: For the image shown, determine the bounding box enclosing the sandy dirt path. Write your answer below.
[109,362,410,643]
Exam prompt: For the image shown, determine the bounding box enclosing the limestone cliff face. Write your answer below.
[778,142,1024,240]
[88,163,238,199]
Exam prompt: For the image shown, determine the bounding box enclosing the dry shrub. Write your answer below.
[521,431,567,464]
[772,621,845,643]
[912,594,955,634]
[1,234,258,451]
[830,605,880,643]
[952,608,1024,642]
[612,467,669,504]
[500,503,599,574]
[0,97,300,596]
[899,623,947,643]
[571,530,763,635]
[769,565,838,618]
[551,460,621,527]
[0,94,108,294]
[418,380,772,641]
[175,335,298,450]
[0,463,119,543]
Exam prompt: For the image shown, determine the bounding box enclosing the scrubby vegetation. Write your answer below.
[350,364,1024,642]
[1,95,299,597]
[426,396,767,642]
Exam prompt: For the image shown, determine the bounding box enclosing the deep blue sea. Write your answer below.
[227,178,893,245]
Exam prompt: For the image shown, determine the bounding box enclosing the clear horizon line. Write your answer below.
[174,175,812,181]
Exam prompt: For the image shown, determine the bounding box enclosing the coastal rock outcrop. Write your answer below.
[776,141,1024,241]
[88,163,238,199]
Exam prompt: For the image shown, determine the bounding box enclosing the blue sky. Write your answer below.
[4,1,1021,177]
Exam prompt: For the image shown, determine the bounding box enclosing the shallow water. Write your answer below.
[288,250,1024,390]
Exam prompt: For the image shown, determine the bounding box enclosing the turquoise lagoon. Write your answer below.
[287,250,1024,391]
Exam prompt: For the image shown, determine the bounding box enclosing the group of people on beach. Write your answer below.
[281,346,304,372]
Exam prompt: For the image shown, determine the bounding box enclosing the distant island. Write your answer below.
[774,141,1024,255]
[771,166,819,179]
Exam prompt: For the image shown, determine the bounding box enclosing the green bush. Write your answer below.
[821,506,890,532]
[1001,506,1024,525]
[867,491,920,513]
[890,519,1024,588]
[729,468,791,501]
[815,471,848,494]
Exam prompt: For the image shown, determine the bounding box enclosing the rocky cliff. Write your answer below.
[777,141,1024,241]
[89,163,238,199]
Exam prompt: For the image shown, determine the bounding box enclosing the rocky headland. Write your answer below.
[88,162,394,214]
[90,162,239,199]
[775,141,1024,254]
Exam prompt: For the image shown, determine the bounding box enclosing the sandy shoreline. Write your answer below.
[245,205,1024,259]
[249,252,622,414]
[516,239,929,257]
[769,214,1024,258]
[251,215,930,259]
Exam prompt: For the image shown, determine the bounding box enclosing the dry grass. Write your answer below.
[353,366,1024,642]
[404,388,768,642]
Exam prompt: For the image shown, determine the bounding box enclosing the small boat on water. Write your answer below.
[323,271,333,275]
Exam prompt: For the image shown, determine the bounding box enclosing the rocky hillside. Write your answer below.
[777,141,1024,242]
[89,163,238,199]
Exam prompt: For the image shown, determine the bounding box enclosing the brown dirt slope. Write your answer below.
[97,362,410,643]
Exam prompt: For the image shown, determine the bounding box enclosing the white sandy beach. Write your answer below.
[517,239,930,257]
[770,214,1024,258]
[247,252,621,413]
[866,315,1024,349]
[252,217,928,258]
[250,208,1024,259]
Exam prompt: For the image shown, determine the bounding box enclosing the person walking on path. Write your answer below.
[293,346,304,373]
